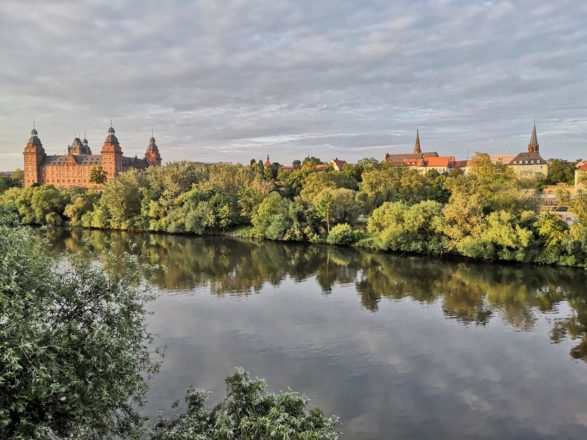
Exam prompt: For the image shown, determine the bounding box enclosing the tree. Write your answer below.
[315,190,334,234]
[546,159,575,185]
[11,169,24,186]
[314,188,360,231]
[300,172,357,201]
[89,166,108,184]
[152,368,339,439]
[0,226,156,438]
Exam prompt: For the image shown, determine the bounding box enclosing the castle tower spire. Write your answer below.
[23,125,46,187]
[413,130,422,154]
[145,133,162,166]
[528,122,539,153]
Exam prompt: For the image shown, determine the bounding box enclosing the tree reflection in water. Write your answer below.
[45,227,587,363]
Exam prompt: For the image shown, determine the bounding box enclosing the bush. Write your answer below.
[327,223,359,245]
[0,226,156,438]
[152,368,340,440]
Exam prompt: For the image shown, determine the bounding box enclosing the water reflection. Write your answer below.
[45,227,587,364]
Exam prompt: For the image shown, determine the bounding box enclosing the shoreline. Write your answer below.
[31,222,587,271]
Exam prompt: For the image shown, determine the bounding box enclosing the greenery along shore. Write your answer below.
[1,154,586,267]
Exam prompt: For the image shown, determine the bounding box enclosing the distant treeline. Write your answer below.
[1,154,586,267]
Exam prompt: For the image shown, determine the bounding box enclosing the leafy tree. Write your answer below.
[11,169,24,186]
[456,210,535,262]
[152,368,339,440]
[252,192,290,237]
[300,172,357,201]
[546,159,575,185]
[314,188,360,232]
[0,226,156,439]
[89,165,108,184]
[368,200,447,254]
[100,170,144,229]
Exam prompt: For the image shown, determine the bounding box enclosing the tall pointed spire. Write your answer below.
[528,122,539,153]
[413,130,422,154]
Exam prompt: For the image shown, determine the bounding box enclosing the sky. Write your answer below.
[0,0,586,170]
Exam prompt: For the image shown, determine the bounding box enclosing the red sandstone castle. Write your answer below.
[23,125,162,188]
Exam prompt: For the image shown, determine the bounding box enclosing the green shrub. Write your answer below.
[327,223,358,245]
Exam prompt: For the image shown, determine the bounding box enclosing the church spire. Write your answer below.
[528,122,539,153]
[413,130,422,154]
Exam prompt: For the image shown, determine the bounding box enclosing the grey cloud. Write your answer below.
[0,0,586,169]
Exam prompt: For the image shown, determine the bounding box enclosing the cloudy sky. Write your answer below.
[0,0,585,169]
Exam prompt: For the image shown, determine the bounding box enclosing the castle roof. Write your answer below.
[69,137,92,155]
[43,154,102,166]
[104,125,119,144]
[385,151,439,162]
[26,128,43,148]
[510,151,546,165]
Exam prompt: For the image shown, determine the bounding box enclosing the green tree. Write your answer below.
[89,165,108,184]
[300,172,357,201]
[152,368,339,440]
[0,226,156,439]
[546,159,575,185]
[314,188,360,231]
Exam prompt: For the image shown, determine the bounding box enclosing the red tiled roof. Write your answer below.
[577,163,587,171]
[315,164,330,171]
[425,156,455,167]
[453,160,470,168]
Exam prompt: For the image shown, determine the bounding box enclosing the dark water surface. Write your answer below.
[47,228,587,439]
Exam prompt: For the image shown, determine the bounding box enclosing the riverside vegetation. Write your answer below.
[0,225,340,439]
[1,154,586,267]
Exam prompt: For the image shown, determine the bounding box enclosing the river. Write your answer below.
[46,228,587,439]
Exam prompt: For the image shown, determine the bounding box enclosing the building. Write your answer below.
[507,123,548,178]
[454,160,471,174]
[330,158,348,171]
[490,155,515,165]
[576,161,587,189]
[384,130,439,165]
[418,156,456,173]
[23,125,162,188]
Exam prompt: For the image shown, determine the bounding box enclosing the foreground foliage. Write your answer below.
[0,226,156,439]
[153,368,339,440]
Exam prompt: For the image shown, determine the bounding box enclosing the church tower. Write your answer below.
[528,122,539,153]
[413,130,422,154]
[100,125,123,179]
[23,126,46,187]
[144,135,162,166]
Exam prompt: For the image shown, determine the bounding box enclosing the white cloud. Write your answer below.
[0,0,586,169]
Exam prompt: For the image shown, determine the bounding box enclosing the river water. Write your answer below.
[47,228,587,439]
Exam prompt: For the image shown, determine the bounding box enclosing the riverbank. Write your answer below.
[2,158,586,268]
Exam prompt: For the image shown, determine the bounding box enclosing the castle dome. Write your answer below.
[144,134,162,165]
[26,128,43,148]
[104,125,119,144]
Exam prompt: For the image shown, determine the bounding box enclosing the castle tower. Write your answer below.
[528,122,539,153]
[100,125,123,179]
[81,136,92,154]
[413,130,422,154]
[23,127,46,187]
[69,137,85,155]
[144,135,162,166]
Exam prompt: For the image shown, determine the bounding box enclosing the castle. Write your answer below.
[23,125,161,188]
